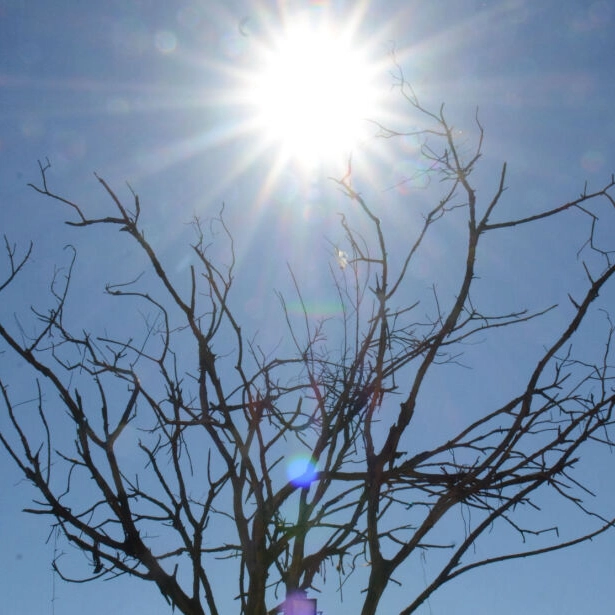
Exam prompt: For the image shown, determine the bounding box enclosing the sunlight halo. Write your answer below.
[247,17,381,168]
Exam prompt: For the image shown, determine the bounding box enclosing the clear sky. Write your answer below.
[1,1,615,614]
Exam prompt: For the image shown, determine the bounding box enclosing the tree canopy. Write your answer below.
[1,78,615,615]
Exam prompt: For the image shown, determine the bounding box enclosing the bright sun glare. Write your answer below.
[248,17,380,167]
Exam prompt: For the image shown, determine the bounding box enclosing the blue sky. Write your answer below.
[1,1,615,614]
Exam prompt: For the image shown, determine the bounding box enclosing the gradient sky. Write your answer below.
[2,1,615,614]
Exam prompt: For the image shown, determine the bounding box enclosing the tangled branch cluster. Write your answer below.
[1,84,615,615]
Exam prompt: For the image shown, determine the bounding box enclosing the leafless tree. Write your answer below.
[2,78,615,615]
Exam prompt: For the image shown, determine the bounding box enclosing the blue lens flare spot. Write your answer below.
[287,454,318,488]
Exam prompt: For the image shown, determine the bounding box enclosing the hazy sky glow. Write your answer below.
[1,1,615,614]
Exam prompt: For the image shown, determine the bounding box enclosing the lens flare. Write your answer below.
[286,454,318,487]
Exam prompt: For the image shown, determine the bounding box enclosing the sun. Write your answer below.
[247,15,381,168]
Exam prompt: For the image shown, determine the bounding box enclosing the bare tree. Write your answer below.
[2,79,615,615]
